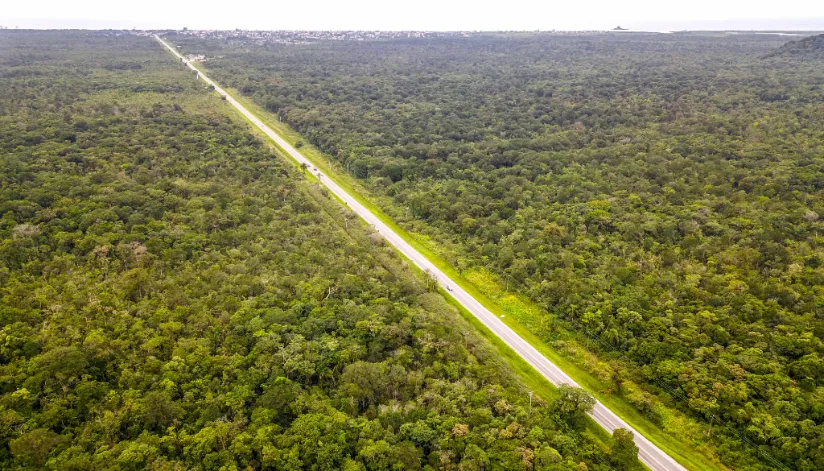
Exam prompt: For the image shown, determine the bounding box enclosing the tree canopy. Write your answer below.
[178,31,824,470]
[0,31,631,470]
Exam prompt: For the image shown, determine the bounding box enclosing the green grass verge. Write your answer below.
[184,58,724,471]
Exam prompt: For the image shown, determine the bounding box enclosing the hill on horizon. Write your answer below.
[769,32,824,58]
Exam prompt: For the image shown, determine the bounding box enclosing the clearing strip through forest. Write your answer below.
[154,34,690,471]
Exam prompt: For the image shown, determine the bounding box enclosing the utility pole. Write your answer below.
[707,414,715,437]
[528,391,533,420]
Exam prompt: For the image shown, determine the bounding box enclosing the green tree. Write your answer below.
[9,429,67,467]
[551,386,595,429]
[610,428,639,471]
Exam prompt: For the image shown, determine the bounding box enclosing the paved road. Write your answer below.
[155,35,689,471]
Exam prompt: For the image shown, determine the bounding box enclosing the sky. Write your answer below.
[2,0,823,31]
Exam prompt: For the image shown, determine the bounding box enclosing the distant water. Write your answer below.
[752,32,804,36]
[724,31,806,36]
[632,18,824,32]
[610,29,673,34]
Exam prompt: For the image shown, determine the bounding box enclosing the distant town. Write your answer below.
[139,28,613,44]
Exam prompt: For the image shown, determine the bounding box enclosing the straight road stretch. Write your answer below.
[155,34,689,471]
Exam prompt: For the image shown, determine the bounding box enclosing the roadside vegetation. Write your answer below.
[0,31,645,470]
[175,31,824,471]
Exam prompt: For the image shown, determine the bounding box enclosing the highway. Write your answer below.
[154,34,689,471]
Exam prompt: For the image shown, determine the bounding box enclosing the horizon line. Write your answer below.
[1,27,823,33]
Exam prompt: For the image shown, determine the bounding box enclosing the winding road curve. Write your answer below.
[155,34,689,471]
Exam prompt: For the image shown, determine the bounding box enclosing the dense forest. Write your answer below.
[0,32,630,470]
[772,33,824,59]
[177,31,824,470]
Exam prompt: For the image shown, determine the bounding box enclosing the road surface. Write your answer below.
[155,34,689,471]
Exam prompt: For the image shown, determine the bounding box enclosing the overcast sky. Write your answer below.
[2,0,823,31]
